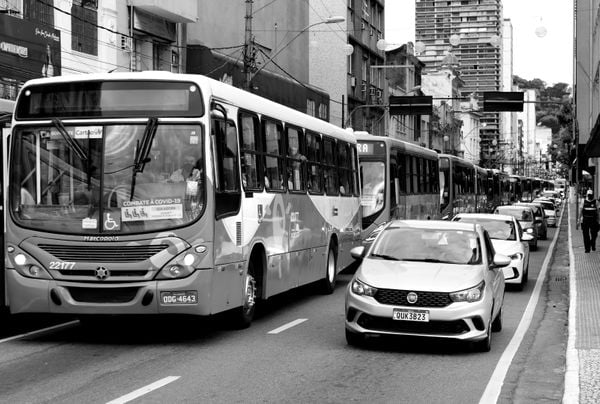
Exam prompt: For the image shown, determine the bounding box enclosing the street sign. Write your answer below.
[483,91,524,112]
[388,95,433,115]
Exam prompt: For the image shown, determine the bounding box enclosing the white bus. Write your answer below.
[1,98,15,312]
[5,72,361,327]
[355,132,440,242]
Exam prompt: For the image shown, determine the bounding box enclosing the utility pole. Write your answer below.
[243,0,255,90]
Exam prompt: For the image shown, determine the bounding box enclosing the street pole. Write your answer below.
[243,0,254,90]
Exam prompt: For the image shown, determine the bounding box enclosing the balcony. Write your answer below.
[130,0,197,23]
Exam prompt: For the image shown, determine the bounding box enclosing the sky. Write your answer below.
[384,0,574,86]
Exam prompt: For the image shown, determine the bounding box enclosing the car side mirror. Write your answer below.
[350,246,366,260]
[492,253,511,268]
[522,233,534,241]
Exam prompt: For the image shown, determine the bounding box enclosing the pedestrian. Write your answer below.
[579,189,600,252]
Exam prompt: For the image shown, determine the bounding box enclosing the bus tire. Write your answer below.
[319,245,337,295]
[230,261,258,329]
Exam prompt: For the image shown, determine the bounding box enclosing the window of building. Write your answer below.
[24,0,53,25]
[307,99,316,117]
[71,0,98,55]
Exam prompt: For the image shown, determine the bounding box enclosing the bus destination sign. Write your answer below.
[357,141,385,156]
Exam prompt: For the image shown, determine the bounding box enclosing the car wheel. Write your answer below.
[491,307,503,332]
[345,328,365,346]
[319,246,337,295]
[474,319,492,352]
[518,262,529,291]
[230,263,257,329]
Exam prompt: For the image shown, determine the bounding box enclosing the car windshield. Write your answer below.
[455,217,516,241]
[496,207,533,222]
[370,227,482,265]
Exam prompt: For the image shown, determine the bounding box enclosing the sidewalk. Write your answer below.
[564,196,600,403]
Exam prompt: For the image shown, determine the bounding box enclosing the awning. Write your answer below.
[585,113,600,157]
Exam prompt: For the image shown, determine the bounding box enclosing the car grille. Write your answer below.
[66,287,139,303]
[374,289,452,308]
[38,244,168,262]
[357,314,469,335]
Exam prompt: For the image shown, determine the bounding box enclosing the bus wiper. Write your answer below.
[52,118,88,162]
[129,117,158,201]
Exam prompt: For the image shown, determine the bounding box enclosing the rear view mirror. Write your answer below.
[493,253,511,268]
[350,246,366,260]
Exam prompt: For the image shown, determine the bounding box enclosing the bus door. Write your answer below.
[211,110,244,312]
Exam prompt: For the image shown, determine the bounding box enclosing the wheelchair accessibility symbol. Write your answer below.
[104,213,121,231]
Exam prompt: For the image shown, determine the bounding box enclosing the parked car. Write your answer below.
[514,202,548,240]
[494,205,539,251]
[453,213,532,290]
[533,198,558,227]
[345,220,509,352]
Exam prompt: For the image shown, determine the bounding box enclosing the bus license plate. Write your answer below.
[392,309,429,322]
[160,291,198,305]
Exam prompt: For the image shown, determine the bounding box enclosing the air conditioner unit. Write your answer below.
[120,35,132,52]
[350,76,356,87]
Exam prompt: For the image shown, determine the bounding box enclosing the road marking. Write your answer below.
[0,320,80,344]
[267,318,308,334]
[478,207,563,404]
[563,200,579,403]
[106,376,180,404]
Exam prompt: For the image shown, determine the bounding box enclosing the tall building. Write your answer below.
[414,0,503,167]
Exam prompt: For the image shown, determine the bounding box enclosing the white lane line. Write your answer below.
[106,376,180,404]
[478,208,562,404]
[563,200,579,403]
[0,320,80,344]
[267,318,308,334]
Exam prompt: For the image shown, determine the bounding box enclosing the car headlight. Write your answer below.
[351,278,378,297]
[449,281,484,303]
[508,252,523,260]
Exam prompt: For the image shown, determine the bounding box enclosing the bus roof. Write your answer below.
[354,132,438,159]
[17,71,356,144]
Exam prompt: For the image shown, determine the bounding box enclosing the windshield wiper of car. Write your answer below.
[369,253,401,261]
[129,117,158,201]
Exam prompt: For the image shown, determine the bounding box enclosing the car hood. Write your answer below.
[357,259,484,292]
[490,239,525,255]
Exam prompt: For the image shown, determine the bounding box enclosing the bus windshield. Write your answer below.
[360,160,385,218]
[10,122,205,235]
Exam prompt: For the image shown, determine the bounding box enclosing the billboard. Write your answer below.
[0,14,61,82]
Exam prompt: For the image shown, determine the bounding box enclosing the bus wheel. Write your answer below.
[231,264,257,329]
[319,246,337,295]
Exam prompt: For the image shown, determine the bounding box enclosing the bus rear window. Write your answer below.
[15,80,204,119]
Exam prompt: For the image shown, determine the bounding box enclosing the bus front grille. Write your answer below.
[67,287,139,303]
[38,244,169,262]
[58,269,150,277]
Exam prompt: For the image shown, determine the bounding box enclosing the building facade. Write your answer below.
[415,0,503,167]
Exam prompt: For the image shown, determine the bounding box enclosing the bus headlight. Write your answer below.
[155,252,198,280]
[7,248,52,280]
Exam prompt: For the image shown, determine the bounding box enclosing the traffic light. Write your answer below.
[483,91,524,112]
[389,95,433,116]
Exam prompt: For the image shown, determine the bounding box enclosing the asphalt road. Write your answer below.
[0,223,566,404]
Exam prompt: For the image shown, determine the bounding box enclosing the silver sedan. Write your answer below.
[346,220,509,352]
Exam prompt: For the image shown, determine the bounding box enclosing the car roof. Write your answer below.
[388,219,478,232]
[454,213,515,222]
[496,205,535,213]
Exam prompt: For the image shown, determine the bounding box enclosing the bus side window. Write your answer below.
[213,116,241,219]
[286,125,306,192]
[306,131,322,194]
[239,112,261,190]
[262,118,284,192]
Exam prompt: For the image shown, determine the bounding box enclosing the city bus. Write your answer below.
[1,98,15,312]
[355,132,440,241]
[5,72,361,327]
[439,153,476,219]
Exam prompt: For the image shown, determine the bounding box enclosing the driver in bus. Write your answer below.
[170,155,202,182]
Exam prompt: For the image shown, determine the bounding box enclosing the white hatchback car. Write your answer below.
[346,220,509,352]
[453,213,532,290]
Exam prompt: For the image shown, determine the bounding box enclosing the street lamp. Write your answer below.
[247,16,344,87]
